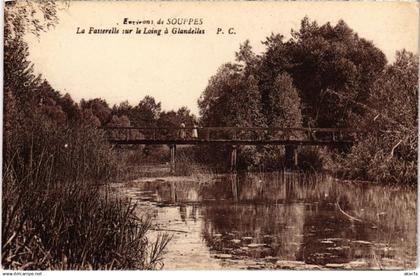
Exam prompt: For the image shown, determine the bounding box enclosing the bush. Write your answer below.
[334,135,417,186]
[297,147,325,172]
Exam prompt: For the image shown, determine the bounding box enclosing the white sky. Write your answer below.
[27,1,419,115]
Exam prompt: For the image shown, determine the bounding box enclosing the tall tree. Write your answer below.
[285,17,387,127]
[130,96,161,127]
[268,73,302,128]
[112,100,133,117]
[198,63,264,128]
[198,63,242,127]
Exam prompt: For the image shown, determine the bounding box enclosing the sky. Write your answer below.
[27,1,419,115]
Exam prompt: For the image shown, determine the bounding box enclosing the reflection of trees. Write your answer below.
[334,183,417,267]
[201,203,305,260]
[136,172,416,268]
[140,172,327,205]
[140,179,233,203]
[296,200,363,265]
[236,173,294,203]
[297,181,416,268]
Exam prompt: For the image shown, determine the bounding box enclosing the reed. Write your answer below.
[2,122,171,270]
[173,153,216,183]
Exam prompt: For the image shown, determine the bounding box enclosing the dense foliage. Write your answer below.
[336,50,418,186]
[198,17,417,185]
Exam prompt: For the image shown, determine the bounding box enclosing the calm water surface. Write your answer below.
[115,172,416,270]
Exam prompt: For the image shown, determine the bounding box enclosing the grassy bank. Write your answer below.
[116,143,417,188]
[2,122,171,270]
[111,145,218,182]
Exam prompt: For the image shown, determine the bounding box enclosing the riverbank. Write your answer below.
[3,127,171,269]
[2,140,171,270]
[111,149,417,193]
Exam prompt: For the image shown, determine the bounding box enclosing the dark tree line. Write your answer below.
[198,17,417,185]
[78,96,196,129]
[199,17,387,129]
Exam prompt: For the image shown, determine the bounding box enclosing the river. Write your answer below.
[113,172,416,270]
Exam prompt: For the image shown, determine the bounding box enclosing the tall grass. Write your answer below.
[2,117,171,270]
[110,145,218,182]
[174,153,214,177]
[110,147,171,182]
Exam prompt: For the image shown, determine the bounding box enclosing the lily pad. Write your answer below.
[352,240,372,245]
[325,263,346,269]
[214,253,232,259]
[248,243,265,248]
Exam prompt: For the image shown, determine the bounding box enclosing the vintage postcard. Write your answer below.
[3,0,418,272]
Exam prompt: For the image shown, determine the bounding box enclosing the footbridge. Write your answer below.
[103,127,358,172]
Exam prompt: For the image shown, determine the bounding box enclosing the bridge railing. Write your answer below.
[102,127,359,142]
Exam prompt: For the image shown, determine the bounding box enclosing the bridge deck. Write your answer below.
[108,139,353,146]
[103,127,358,146]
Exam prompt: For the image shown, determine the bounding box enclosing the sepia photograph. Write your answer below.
[2,0,418,272]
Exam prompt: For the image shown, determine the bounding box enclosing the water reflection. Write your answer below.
[121,172,416,270]
[201,203,305,261]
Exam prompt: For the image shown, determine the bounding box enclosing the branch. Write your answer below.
[324,89,410,132]
[388,139,403,161]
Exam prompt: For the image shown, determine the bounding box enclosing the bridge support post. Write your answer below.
[285,145,298,170]
[170,182,176,203]
[230,145,237,172]
[231,173,238,202]
[170,144,176,174]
